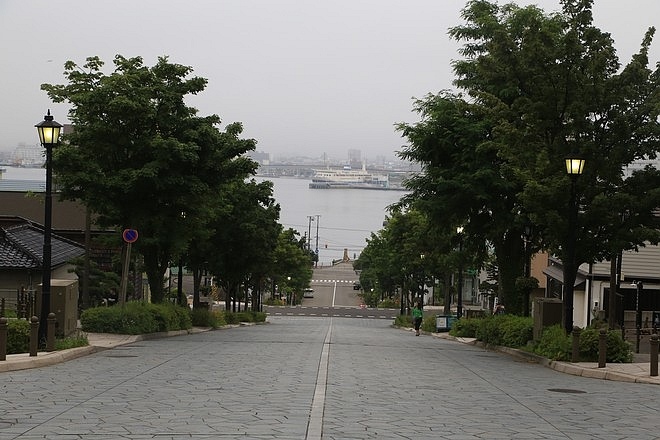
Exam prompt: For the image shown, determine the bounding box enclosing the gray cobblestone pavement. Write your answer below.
[0,317,659,439]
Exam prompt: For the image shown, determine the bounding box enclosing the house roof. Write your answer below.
[542,264,587,287]
[0,223,85,270]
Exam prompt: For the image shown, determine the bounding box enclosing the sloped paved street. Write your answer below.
[1,317,659,439]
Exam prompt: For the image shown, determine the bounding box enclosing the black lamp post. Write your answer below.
[35,110,62,345]
[419,253,425,310]
[563,154,585,334]
[456,226,464,319]
[522,224,532,317]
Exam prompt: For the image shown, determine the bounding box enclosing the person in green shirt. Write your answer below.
[412,301,423,336]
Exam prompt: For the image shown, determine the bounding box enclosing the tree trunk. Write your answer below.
[495,234,525,315]
[443,273,452,315]
[192,266,203,309]
[143,251,167,303]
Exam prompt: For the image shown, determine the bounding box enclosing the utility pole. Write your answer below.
[307,215,314,251]
[315,215,320,266]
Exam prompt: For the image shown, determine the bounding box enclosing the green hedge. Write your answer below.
[533,325,571,361]
[3,319,88,354]
[80,302,192,334]
[450,315,534,348]
[450,317,481,338]
[532,324,632,362]
[577,326,632,363]
[448,316,632,363]
[223,311,267,325]
[7,319,30,354]
[191,309,227,328]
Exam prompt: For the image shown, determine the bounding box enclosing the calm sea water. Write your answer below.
[2,167,406,264]
[258,177,407,264]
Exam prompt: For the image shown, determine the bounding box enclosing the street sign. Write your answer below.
[122,229,138,243]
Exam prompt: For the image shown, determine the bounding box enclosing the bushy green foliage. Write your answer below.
[54,333,89,350]
[378,298,398,309]
[533,325,571,361]
[449,317,632,363]
[80,302,192,334]
[475,315,506,346]
[394,314,412,328]
[499,316,534,348]
[450,315,533,348]
[578,327,632,363]
[359,290,380,308]
[7,319,30,354]
[191,309,227,328]
[421,316,436,332]
[223,311,267,325]
[450,317,480,337]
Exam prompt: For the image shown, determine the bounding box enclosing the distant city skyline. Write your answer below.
[0,143,408,169]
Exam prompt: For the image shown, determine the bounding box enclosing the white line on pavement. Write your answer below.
[306,318,332,440]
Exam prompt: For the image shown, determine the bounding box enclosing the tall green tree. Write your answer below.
[398,93,516,310]
[42,55,256,302]
[399,0,660,319]
[453,0,660,322]
[204,178,282,311]
[356,209,461,312]
[269,228,314,304]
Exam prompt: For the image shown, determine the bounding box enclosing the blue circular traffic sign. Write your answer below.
[122,229,138,243]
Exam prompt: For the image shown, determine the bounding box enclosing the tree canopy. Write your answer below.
[42,55,259,302]
[396,0,660,316]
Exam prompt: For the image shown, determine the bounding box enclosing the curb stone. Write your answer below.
[398,324,660,385]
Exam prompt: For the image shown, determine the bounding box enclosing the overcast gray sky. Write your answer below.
[2,1,660,160]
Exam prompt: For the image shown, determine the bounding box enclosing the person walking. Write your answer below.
[412,301,423,336]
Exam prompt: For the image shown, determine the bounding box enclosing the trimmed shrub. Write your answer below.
[421,316,436,332]
[499,316,533,348]
[223,311,267,325]
[54,333,89,350]
[450,315,533,348]
[578,327,632,363]
[377,298,398,309]
[394,314,412,328]
[80,302,192,334]
[191,309,226,328]
[7,319,30,354]
[475,315,506,346]
[534,324,570,361]
[450,317,480,338]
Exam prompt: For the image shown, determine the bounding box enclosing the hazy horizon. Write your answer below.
[3,1,660,159]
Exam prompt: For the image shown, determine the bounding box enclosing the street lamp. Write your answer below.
[456,226,464,319]
[35,110,62,346]
[287,276,292,305]
[562,153,585,334]
[522,224,533,317]
[419,253,425,310]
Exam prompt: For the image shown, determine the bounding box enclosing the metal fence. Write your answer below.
[0,287,37,319]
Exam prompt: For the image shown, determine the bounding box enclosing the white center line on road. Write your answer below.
[331,281,337,307]
[306,318,332,440]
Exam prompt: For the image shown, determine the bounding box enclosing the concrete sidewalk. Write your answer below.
[0,328,212,373]
[429,330,660,385]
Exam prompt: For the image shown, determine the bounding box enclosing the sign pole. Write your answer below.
[119,242,131,307]
[120,229,139,306]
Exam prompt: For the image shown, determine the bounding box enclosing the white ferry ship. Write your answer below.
[309,165,392,189]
